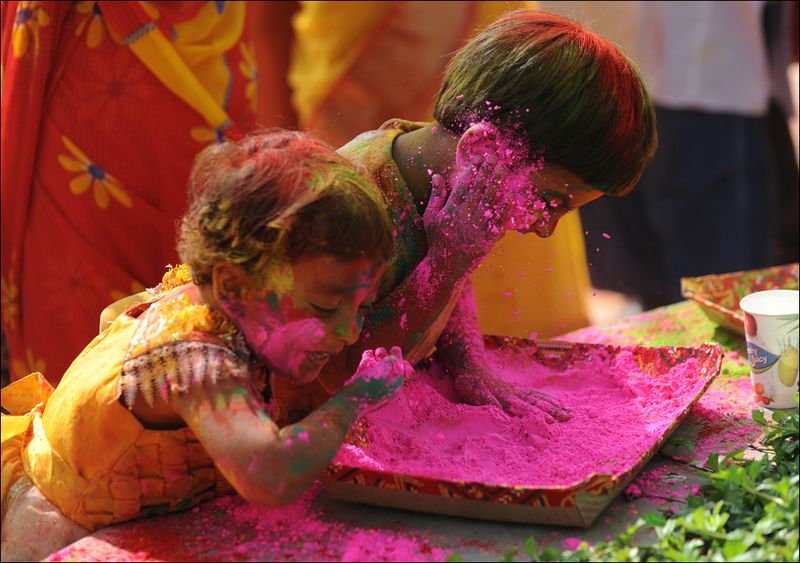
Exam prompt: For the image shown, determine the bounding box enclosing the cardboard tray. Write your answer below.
[323,338,723,527]
[681,263,799,337]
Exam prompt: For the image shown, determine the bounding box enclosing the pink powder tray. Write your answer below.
[681,263,799,337]
[324,338,723,527]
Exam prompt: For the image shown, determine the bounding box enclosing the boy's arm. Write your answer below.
[436,280,572,422]
[318,167,508,392]
[317,251,467,393]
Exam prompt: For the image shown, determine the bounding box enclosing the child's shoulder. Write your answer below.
[339,118,425,173]
[117,285,256,408]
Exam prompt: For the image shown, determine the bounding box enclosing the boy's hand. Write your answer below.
[423,127,520,278]
[453,359,571,422]
[337,347,411,411]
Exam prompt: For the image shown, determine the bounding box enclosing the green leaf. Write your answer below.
[704,454,721,471]
[539,547,559,561]
[521,537,539,559]
[644,513,668,527]
[752,409,768,426]
[446,554,463,562]
[722,539,748,559]
[500,548,516,562]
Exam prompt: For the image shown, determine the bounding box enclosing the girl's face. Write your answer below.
[217,255,385,384]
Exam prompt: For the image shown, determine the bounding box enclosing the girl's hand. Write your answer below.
[338,347,411,411]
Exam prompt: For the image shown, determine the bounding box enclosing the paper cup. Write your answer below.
[739,290,799,409]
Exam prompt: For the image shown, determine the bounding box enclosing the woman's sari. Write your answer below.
[1,1,258,383]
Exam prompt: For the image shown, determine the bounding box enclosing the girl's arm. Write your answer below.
[170,351,408,506]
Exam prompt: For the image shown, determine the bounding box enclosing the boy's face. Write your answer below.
[510,164,604,238]
[217,255,385,383]
[454,123,604,238]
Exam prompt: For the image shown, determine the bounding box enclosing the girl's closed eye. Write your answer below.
[309,302,337,317]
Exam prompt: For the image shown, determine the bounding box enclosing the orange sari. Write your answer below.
[1,1,258,384]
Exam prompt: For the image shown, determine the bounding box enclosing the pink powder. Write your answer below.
[562,537,585,551]
[46,483,450,562]
[334,348,709,486]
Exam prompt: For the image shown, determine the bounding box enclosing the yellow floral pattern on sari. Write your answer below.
[11,1,49,58]
[239,42,257,113]
[57,135,132,210]
[74,2,106,49]
[1,273,19,330]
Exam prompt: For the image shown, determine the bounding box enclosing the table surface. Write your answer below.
[45,301,764,562]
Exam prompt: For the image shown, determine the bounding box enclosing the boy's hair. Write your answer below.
[178,130,394,288]
[434,9,657,196]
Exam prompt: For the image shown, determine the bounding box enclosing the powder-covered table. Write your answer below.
[45,302,760,562]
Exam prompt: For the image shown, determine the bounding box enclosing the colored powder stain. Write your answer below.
[289,459,311,474]
[562,537,585,551]
[214,393,227,410]
[334,325,348,337]
[267,292,279,310]
[368,303,395,325]
[407,331,423,346]
[334,349,709,486]
[602,232,611,239]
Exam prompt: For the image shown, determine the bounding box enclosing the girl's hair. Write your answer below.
[178,130,394,290]
[434,9,657,196]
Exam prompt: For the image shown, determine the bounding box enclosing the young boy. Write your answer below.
[273,9,656,423]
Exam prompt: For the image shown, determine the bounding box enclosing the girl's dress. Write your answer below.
[1,267,262,554]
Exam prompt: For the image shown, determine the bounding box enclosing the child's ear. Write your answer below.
[455,122,501,169]
[211,262,244,302]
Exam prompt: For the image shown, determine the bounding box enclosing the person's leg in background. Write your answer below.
[642,107,779,304]
[580,178,672,311]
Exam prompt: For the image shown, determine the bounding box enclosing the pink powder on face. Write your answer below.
[220,296,327,380]
[334,348,709,486]
[262,318,327,379]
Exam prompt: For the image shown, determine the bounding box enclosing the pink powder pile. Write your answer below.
[334,348,709,487]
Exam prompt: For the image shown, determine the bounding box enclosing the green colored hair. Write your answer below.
[434,9,657,196]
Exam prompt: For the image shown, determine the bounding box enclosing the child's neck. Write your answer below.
[392,122,459,215]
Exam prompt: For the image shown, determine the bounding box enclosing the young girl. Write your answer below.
[0,130,411,561]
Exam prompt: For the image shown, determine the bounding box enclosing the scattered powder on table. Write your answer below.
[334,348,709,486]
